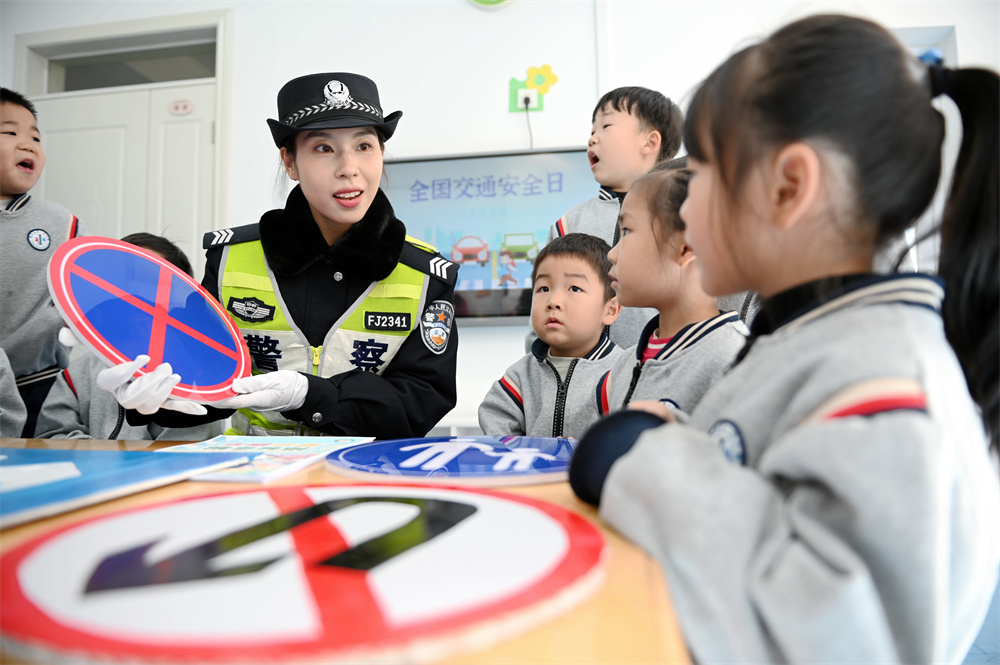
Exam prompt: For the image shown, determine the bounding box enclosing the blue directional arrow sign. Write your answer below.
[326,435,577,486]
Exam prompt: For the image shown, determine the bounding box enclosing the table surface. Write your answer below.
[0,437,690,664]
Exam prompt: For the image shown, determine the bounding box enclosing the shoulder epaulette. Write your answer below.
[203,223,260,250]
[400,238,458,285]
[405,235,437,253]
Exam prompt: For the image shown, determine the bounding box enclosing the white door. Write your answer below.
[146,84,216,270]
[32,88,149,240]
[33,82,215,279]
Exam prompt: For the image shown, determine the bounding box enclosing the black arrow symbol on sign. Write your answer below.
[84,497,476,594]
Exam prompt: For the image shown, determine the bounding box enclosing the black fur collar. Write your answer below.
[258,185,405,280]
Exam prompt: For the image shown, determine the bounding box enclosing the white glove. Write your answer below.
[96,355,208,416]
[59,326,83,348]
[214,371,309,412]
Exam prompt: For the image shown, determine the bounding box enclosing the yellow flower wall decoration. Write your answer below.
[526,65,558,96]
[509,64,559,113]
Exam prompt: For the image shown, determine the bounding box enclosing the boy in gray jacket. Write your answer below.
[480,234,626,438]
[545,87,684,348]
[0,87,84,436]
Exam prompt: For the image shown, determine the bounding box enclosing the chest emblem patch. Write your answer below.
[419,300,454,355]
[709,419,746,465]
[227,297,276,323]
[27,228,51,251]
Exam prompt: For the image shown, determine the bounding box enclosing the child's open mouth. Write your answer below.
[588,151,599,167]
[17,159,34,172]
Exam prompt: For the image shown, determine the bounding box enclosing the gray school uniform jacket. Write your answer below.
[546,187,657,348]
[0,348,27,437]
[611,311,748,412]
[479,332,626,438]
[34,354,223,441]
[600,274,1000,664]
[0,193,82,382]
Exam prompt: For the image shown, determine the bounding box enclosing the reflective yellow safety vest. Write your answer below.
[219,236,435,435]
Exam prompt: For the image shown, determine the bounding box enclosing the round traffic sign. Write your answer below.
[327,435,576,486]
[0,484,605,663]
[47,237,250,401]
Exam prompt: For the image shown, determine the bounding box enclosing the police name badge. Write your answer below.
[419,300,454,355]
[365,311,411,332]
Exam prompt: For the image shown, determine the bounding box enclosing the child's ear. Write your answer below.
[602,295,622,325]
[641,129,662,157]
[677,241,697,267]
[661,230,695,266]
[280,147,299,181]
[770,143,821,230]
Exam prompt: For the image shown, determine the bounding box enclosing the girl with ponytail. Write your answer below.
[570,14,999,663]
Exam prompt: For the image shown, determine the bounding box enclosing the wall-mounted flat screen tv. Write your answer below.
[383,148,597,320]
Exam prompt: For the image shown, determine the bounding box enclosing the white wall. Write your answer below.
[1,0,600,217]
[599,1,999,105]
[2,0,997,431]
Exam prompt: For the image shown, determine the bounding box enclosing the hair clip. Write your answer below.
[928,64,951,99]
[918,48,943,67]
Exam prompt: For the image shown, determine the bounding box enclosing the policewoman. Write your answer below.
[217,72,460,437]
[107,73,459,438]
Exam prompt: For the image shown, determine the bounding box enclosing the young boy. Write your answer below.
[480,233,626,438]
[545,86,684,348]
[0,87,84,437]
[34,233,223,442]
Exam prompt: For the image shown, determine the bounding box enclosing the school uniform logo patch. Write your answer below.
[420,300,454,355]
[709,419,746,465]
[27,228,50,251]
[227,296,276,323]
